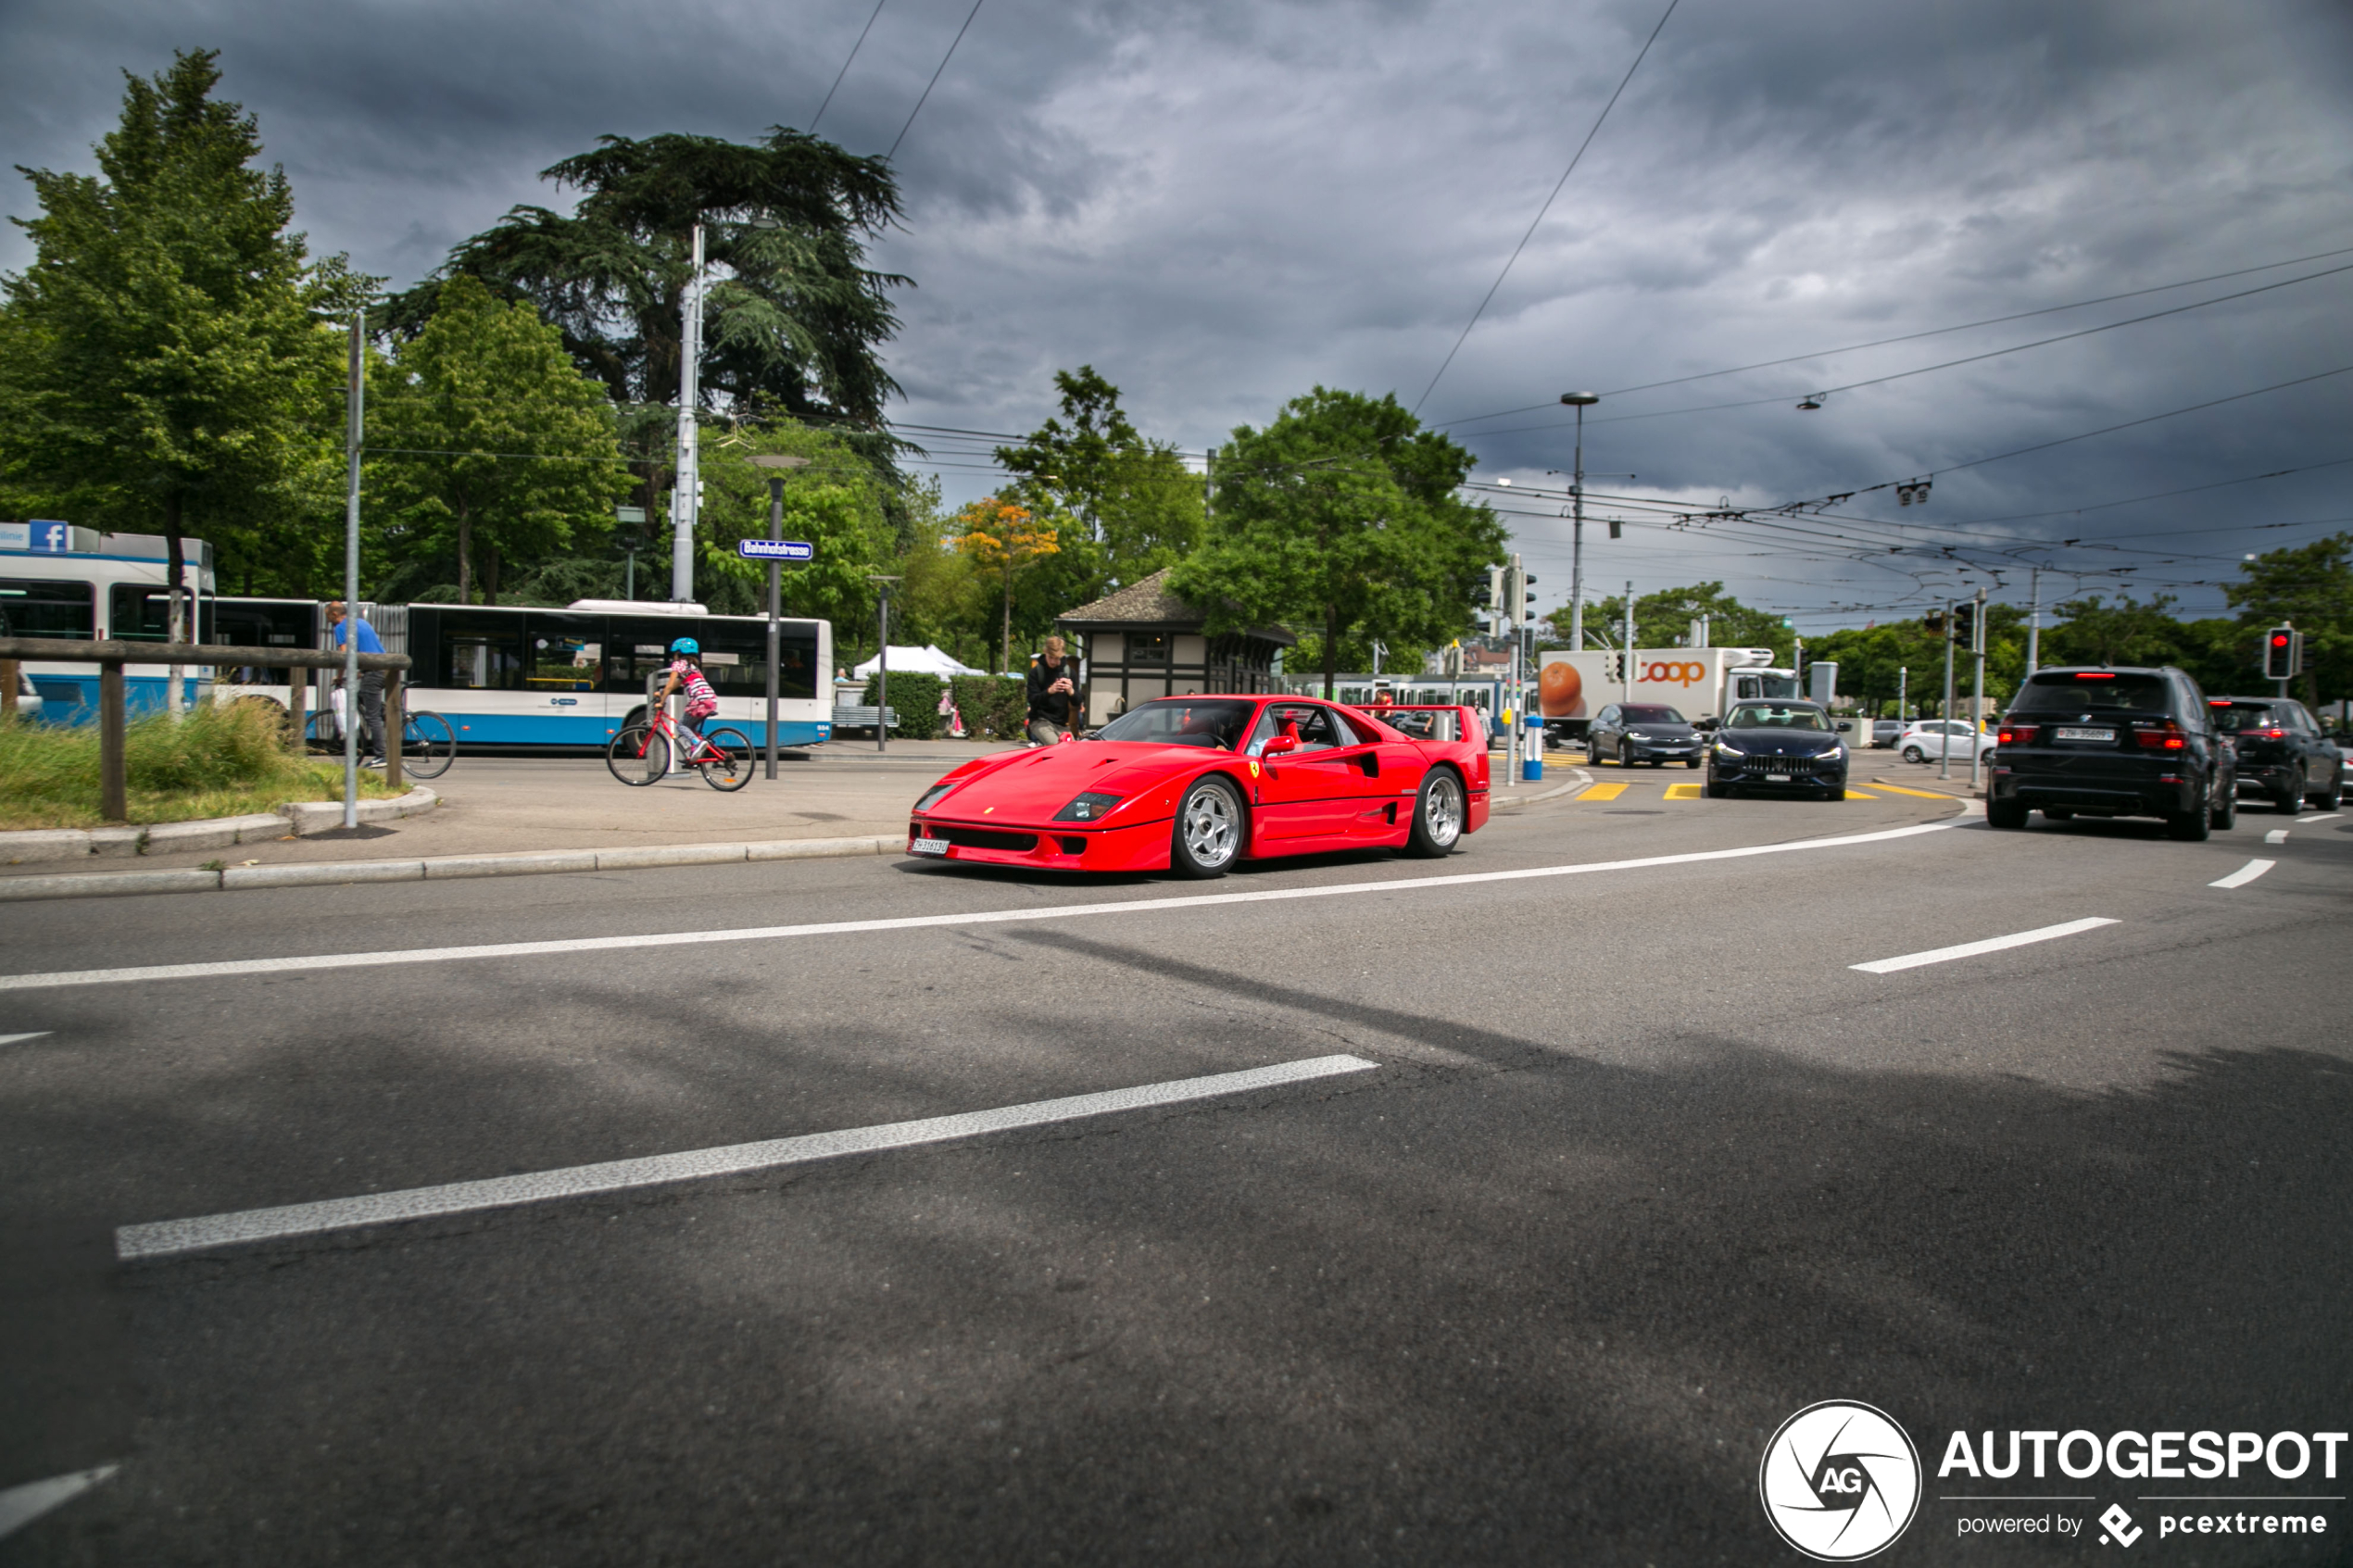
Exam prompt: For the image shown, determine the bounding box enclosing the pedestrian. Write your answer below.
[1025,634,1081,746]
[325,600,385,765]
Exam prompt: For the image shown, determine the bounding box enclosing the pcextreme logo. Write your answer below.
[1640,660,1709,685]
[1760,1401,1923,1562]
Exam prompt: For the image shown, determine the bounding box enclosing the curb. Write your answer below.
[0,832,905,902]
[1491,772,1590,808]
[1,787,439,866]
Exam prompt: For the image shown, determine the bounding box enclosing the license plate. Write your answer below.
[2056,727,2114,742]
[1766,773,1791,783]
[909,836,949,856]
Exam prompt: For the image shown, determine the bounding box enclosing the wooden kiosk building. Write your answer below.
[1057,569,1294,725]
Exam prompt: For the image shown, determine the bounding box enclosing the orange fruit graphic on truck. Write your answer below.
[1540,659,1582,717]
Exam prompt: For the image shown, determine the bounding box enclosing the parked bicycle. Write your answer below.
[304,706,457,780]
[606,707,753,791]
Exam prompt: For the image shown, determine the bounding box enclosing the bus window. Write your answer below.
[696,621,817,700]
[108,583,211,643]
[604,618,690,693]
[422,609,525,690]
[523,612,602,693]
[0,578,94,639]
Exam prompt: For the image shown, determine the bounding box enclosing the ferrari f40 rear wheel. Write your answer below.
[1169,777,1244,878]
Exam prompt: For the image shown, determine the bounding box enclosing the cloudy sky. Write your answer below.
[5,0,2350,628]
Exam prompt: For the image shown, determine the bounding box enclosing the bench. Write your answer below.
[830,705,899,734]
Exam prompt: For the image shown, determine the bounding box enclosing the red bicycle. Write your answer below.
[606,708,754,791]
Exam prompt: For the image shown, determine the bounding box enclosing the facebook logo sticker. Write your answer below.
[30,521,71,554]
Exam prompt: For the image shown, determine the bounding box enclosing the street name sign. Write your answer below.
[737,539,814,562]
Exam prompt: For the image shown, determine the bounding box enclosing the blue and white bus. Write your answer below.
[0,522,214,721]
[210,596,837,749]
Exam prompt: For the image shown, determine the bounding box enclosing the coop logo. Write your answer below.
[1641,659,1708,685]
[1760,1400,1923,1561]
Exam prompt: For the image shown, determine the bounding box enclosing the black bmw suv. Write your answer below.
[1986,666,2234,839]
[2209,696,2344,813]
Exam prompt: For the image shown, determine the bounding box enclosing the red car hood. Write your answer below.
[922,742,1219,821]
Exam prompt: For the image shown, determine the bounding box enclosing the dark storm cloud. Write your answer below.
[4,0,2348,621]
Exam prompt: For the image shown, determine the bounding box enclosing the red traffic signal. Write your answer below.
[2264,626,2297,680]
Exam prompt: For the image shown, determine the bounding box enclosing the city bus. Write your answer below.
[214,596,836,749]
[0,522,214,721]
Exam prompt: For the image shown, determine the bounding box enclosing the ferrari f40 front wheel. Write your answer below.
[1169,777,1244,878]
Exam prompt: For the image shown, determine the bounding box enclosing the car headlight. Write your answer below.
[1053,791,1123,822]
[913,783,958,813]
[1627,732,1650,742]
[1713,741,1744,758]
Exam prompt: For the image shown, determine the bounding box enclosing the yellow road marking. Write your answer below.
[1871,783,1966,799]
[1664,783,1702,800]
[1843,788,1878,800]
[1579,783,1628,801]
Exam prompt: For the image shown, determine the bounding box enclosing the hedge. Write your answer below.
[858,671,1029,740]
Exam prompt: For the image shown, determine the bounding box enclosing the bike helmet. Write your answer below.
[669,637,700,657]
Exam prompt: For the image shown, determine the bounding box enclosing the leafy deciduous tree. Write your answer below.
[994,367,1203,583]
[953,497,1060,673]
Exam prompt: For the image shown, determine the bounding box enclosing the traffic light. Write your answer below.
[1522,572,1539,616]
[2264,626,2297,680]
[1924,609,1947,638]
[1604,653,1624,683]
[1607,520,1622,539]
[1952,601,1977,649]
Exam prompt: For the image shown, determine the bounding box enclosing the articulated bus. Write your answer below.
[1,523,215,721]
[212,596,837,749]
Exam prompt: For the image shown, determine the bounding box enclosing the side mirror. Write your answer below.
[1835,720,1853,732]
[1262,734,1299,758]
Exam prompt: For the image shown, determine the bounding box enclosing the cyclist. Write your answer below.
[660,637,722,755]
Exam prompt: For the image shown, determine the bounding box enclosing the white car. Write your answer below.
[1896,720,1995,763]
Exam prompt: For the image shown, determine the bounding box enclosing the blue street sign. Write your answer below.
[736,538,814,562]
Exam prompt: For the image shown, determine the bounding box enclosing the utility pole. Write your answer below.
[869,575,901,753]
[1939,598,1957,781]
[670,222,706,603]
[2024,567,2042,676]
[1504,553,1524,777]
[1968,585,1988,792]
[1622,578,1634,705]
[1562,393,1598,649]
[1897,665,1907,721]
[342,308,365,828]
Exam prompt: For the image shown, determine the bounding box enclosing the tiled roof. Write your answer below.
[1058,569,1195,626]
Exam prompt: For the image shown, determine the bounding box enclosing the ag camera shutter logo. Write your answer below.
[1760,1400,1922,1561]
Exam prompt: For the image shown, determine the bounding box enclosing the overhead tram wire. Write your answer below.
[809,0,889,133]
[1427,241,2353,431]
[1409,0,1680,416]
[887,0,988,160]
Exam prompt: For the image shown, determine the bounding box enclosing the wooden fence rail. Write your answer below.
[0,637,414,821]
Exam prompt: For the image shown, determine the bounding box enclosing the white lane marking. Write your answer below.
[6,817,1963,995]
[2264,829,2290,845]
[0,1032,52,1047]
[0,1465,117,1540]
[2301,812,2341,822]
[1851,917,2120,974]
[118,1054,1378,1261]
[2209,859,2275,889]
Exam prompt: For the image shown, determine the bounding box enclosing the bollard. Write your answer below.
[1,657,17,721]
[98,659,127,822]
[384,671,405,790]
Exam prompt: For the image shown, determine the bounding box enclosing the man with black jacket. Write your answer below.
[1026,635,1081,745]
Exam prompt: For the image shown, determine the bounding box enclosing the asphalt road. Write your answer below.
[2,781,2347,1565]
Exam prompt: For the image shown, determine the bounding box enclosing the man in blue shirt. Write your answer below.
[327,601,386,764]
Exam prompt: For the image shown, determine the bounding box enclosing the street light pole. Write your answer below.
[1561,393,1598,649]
[751,455,812,780]
[1969,586,1988,793]
[1939,598,1957,781]
[671,222,705,603]
[869,575,902,754]
[2024,567,2042,676]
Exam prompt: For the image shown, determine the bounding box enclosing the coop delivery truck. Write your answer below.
[1537,647,1798,735]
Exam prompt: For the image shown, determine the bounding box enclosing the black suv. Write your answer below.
[2209,696,2344,813]
[1987,666,2233,838]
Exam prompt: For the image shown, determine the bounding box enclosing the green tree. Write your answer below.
[994,367,1203,582]
[0,50,361,655]
[691,424,895,628]
[2226,533,2350,707]
[2045,592,2190,670]
[1172,388,1504,697]
[365,276,632,604]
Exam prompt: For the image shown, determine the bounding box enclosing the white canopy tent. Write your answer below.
[849,645,988,679]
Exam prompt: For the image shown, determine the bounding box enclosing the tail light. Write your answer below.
[1998,721,2038,745]
[2254,727,2284,740]
[2135,722,2187,751]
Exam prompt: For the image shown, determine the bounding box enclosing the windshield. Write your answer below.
[1727,704,1831,731]
[1621,706,1687,724]
[2210,704,2282,734]
[1094,698,1255,748]
[2010,672,2172,713]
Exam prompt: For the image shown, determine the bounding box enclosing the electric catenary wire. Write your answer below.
[887,0,988,160]
[1410,0,1680,416]
[810,0,890,133]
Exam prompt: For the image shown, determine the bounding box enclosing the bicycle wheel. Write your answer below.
[399,710,457,779]
[606,724,669,785]
[698,727,753,791]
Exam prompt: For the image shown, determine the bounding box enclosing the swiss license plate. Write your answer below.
[909,836,949,856]
[1766,773,1791,783]
[2056,727,2114,742]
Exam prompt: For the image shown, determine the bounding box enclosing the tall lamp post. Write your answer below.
[869,575,902,753]
[1560,393,1599,648]
[750,454,811,779]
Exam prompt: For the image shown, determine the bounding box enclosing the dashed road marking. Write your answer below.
[1870,783,1968,800]
[0,1033,52,1047]
[2209,859,2275,889]
[1579,783,1629,801]
[0,1465,117,1541]
[2265,829,2289,845]
[117,1055,1381,1260]
[1851,917,2120,974]
[1664,783,1702,800]
[1843,789,1879,800]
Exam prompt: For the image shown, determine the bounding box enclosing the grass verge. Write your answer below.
[0,703,404,830]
